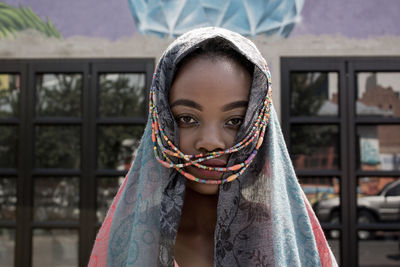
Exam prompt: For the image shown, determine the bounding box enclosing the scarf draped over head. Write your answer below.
[89,27,338,267]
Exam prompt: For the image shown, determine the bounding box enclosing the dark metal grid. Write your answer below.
[0,61,27,267]
[90,59,153,264]
[0,58,154,267]
[26,61,87,267]
[281,57,349,267]
[282,57,400,267]
[348,59,400,267]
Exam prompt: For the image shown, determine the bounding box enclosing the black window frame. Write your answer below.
[0,58,154,267]
[282,57,400,267]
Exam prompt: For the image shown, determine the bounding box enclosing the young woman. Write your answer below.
[89,27,338,267]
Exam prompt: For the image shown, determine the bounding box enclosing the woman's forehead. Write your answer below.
[169,57,251,106]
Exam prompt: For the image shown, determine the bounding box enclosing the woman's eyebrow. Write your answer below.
[222,100,248,112]
[170,99,203,111]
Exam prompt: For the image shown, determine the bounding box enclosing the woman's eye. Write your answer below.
[226,118,243,127]
[177,115,197,125]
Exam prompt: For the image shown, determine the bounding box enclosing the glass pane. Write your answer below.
[325,231,340,264]
[0,229,15,267]
[290,125,340,170]
[99,73,146,117]
[33,177,79,222]
[290,72,339,116]
[0,74,20,118]
[0,178,17,221]
[356,72,400,118]
[36,73,82,117]
[35,126,81,169]
[359,231,400,267]
[32,229,78,267]
[299,177,341,224]
[97,176,124,222]
[357,125,400,171]
[0,126,18,168]
[357,177,400,229]
[97,125,144,170]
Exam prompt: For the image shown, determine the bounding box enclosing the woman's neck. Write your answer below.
[179,186,218,235]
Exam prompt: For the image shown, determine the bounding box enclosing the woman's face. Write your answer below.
[169,56,251,195]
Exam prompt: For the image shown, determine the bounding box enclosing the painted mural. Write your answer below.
[0,2,61,39]
[0,0,399,40]
[128,0,304,38]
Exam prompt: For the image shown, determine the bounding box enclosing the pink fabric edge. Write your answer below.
[88,175,129,267]
[301,191,333,267]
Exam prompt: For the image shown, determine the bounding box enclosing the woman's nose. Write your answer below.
[194,124,226,153]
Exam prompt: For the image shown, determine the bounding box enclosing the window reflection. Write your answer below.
[324,230,340,264]
[35,126,81,169]
[36,73,82,117]
[0,74,20,118]
[97,176,124,222]
[97,125,144,170]
[356,72,400,118]
[0,126,18,168]
[99,73,146,117]
[359,231,400,267]
[0,229,15,266]
[358,125,400,171]
[32,229,78,267]
[291,125,340,170]
[290,72,339,116]
[300,177,340,230]
[33,177,79,222]
[357,177,400,226]
[0,178,16,221]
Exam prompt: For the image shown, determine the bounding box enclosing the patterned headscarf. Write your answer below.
[89,27,338,267]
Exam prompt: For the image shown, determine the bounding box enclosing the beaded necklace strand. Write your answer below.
[150,76,272,185]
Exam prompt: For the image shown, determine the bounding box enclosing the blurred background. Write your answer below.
[0,0,399,266]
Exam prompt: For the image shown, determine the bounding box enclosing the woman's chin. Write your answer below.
[186,180,219,195]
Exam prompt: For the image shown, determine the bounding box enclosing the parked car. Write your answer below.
[314,180,400,239]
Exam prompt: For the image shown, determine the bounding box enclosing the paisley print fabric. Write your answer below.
[89,27,338,267]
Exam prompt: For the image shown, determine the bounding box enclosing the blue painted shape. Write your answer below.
[128,0,304,38]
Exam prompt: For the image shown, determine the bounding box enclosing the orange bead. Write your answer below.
[256,136,264,149]
[227,174,237,182]
[230,164,242,171]
[185,172,196,181]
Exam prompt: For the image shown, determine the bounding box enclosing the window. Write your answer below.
[282,57,400,267]
[0,59,154,266]
[386,183,400,197]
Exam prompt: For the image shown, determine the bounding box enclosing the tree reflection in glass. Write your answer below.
[97,125,144,170]
[0,178,17,221]
[33,177,79,222]
[0,126,18,168]
[291,72,339,116]
[99,73,146,117]
[36,74,82,117]
[35,126,81,169]
[291,125,340,170]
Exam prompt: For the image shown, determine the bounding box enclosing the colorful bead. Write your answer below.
[149,79,272,185]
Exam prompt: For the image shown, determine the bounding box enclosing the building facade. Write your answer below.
[0,1,399,266]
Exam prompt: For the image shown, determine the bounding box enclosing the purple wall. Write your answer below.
[291,0,400,38]
[2,0,137,40]
[2,0,400,39]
